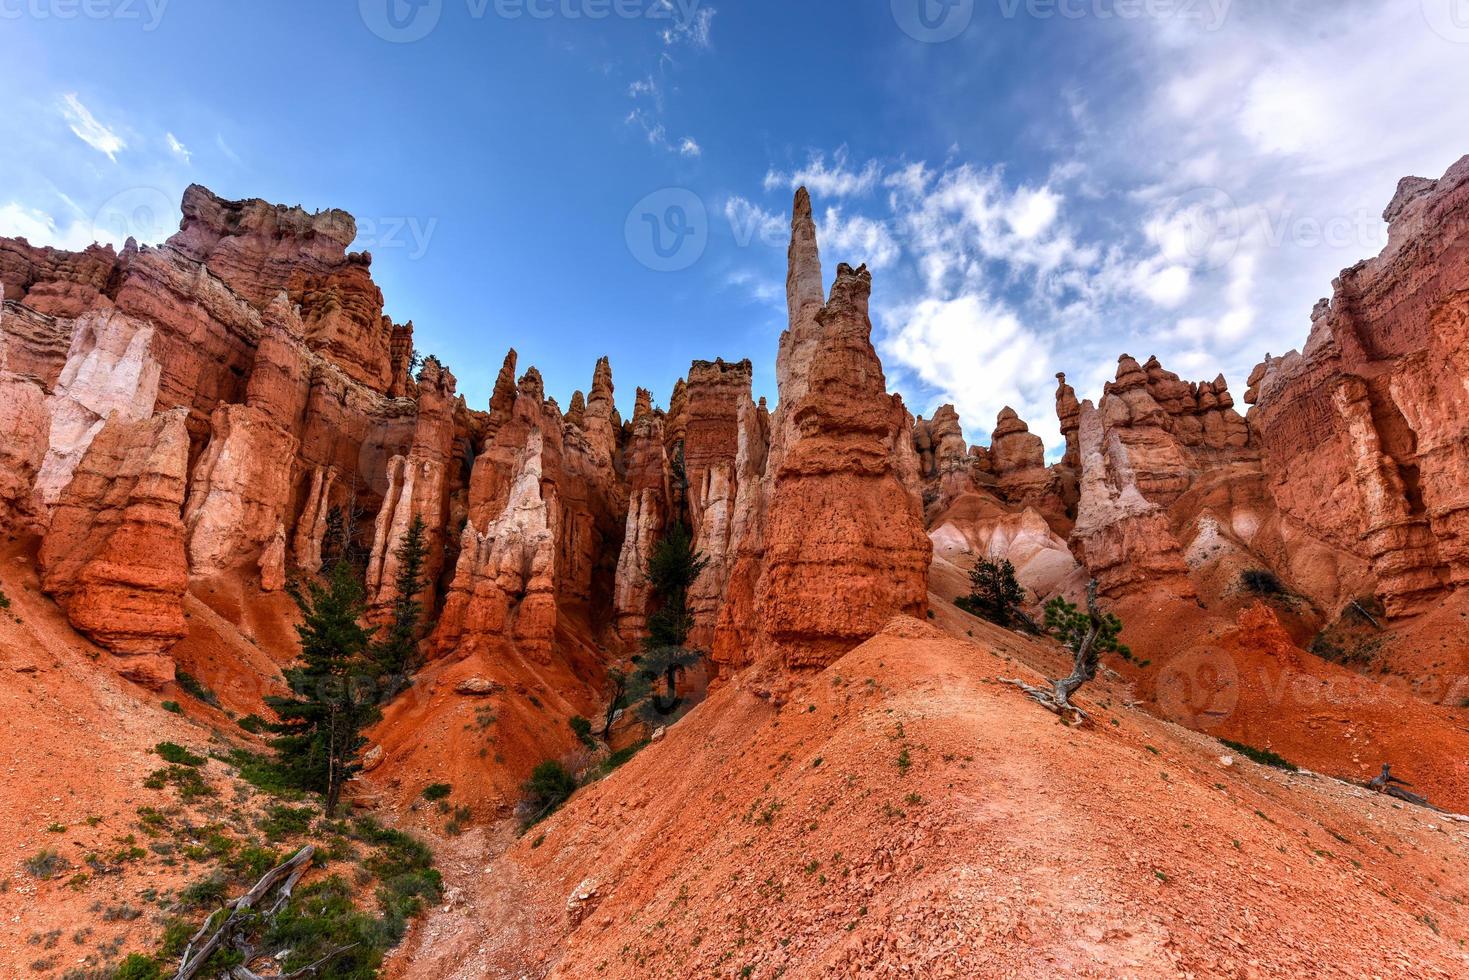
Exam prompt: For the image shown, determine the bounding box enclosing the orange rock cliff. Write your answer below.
[3,163,1469,977]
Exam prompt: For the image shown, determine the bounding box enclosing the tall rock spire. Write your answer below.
[786,187,824,325]
[715,189,931,671]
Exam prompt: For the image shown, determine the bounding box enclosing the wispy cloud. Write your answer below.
[764,151,883,198]
[659,3,716,48]
[59,94,125,161]
[215,133,243,165]
[166,132,192,163]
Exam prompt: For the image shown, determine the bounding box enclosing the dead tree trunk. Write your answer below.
[174,846,317,980]
[1001,579,1104,723]
[1369,764,1442,811]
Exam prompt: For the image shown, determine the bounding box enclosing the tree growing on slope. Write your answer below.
[633,521,707,722]
[266,563,379,817]
[373,515,429,696]
[957,558,1029,628]
[1000,580,1129,723]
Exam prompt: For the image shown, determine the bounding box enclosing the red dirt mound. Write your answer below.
[386,616,1469,978]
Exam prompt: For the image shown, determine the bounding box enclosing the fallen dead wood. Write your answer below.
[1369,764,1445,811]
[174,845,316,980]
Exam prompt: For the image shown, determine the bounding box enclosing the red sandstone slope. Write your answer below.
[387,617,1469,979]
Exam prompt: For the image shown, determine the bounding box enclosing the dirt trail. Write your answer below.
[390,615,1469,978]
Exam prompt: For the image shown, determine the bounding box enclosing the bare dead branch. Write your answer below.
[174,845,315,980]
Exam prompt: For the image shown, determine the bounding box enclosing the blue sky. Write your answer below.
[5,0,1469,455]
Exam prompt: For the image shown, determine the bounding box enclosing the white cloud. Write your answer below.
[678,136,702,158]
[818,207,899,270]
[59,94,125,161]
[725,268,779,304]
[215,133,242,165]
[723,196,784,248]
[765,152,883,198]
[166,132,192,163]
[1005,186,1060,241]
[0,202,96,251]
[1133,262,1192,309]
[881,293,1057,449]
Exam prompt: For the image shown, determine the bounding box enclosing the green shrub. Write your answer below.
[143,765,214,801]
[113,953,163,980]
[259,875,391,978]
[179,872,230,910]
[154,742,205,767]
[175,671,220,708]
[1220,739,1298,772]
[238,714,269,734]
[1044,594,1133,662]
[569,715,596,748]
[160,701,182,714]
[583,741,648,783]
[520,760,577,829]
[219,748,303,799]
[259,804,315,842]
[226,844,281,881]
[421,783,452,802]
[956,558,1026,627]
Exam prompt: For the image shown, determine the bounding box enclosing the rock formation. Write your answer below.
[612,389,669,646]
[715,190,931,671]
[39,408,191,686]
[1244,157,1469,617]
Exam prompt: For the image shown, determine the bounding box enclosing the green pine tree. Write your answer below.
[266,563,378,817]
[633,522,707,721]
[957,558,1025,627]
[374,515,429,693]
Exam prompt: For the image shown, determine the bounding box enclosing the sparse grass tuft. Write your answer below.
[24,849,68,880]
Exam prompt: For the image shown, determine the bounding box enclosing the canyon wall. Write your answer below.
[6,156,1469,705]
